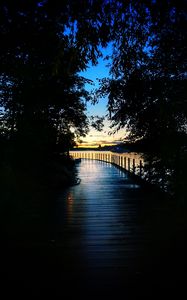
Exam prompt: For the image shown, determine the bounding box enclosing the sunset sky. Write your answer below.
[78,45,126,148]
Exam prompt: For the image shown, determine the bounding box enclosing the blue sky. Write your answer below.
[79,45,126,147]
[79,45,111,117]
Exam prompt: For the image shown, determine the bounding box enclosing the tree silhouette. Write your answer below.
[98,0,187,198]
[0,0,110,159]
[0,0,186,197]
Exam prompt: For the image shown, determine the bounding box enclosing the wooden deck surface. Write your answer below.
[1,159,186,298]
[53,160,186,298]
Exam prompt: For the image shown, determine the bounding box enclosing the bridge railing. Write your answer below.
[70,150,145,178]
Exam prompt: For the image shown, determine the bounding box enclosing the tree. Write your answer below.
[1,0,186,198]
[0,0,111,158]
[98,0,187,197]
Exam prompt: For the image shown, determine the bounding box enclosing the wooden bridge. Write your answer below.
[54,158,185,298]
[70,150,144,178]
[1,152,185,297]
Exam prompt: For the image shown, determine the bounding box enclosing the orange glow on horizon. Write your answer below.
[75,124,127,148]
[76,142,117,148]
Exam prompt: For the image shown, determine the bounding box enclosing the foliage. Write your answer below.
[0,0,111,157]
[97,0,187,198]
[0,0,186,198]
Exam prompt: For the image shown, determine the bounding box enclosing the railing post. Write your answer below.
[133,159,135,174]
[124,157,126,169]
[128,158,131,172]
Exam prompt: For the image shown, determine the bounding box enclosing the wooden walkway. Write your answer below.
[1,159,186,298]
[53,160,186,298]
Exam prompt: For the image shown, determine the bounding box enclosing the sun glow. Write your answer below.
[76,123,127,148]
